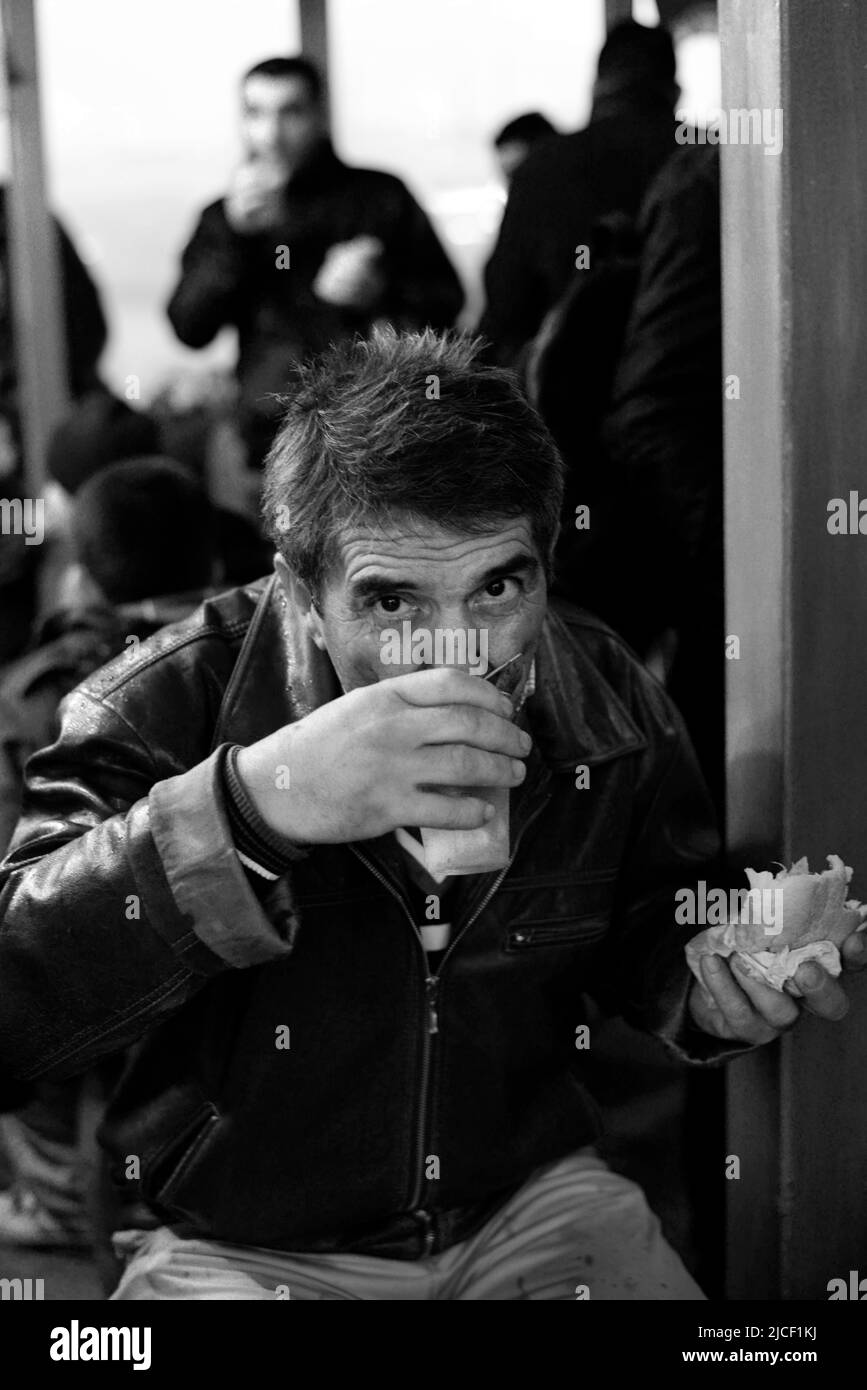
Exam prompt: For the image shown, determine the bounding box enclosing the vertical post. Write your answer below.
[720,0,867,1299]
[298,0,330,118]
[605,0,634,28]
[1,0,68,494]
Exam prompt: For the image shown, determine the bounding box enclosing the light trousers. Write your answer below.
[111,1148,705,1301]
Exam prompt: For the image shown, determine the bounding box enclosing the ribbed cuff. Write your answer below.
[222,743,311,877]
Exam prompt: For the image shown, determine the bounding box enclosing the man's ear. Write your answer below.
[273,553,327,651]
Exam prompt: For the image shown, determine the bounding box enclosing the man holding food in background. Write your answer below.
[0,330,864,1301]
[167,55,464,468]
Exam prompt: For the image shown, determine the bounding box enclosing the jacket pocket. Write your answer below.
[506,915,608,951]
[148,1101,220,1208]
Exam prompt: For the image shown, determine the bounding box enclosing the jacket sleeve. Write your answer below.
[55,218,107,395]
[0,692,30,857]
[384,183,464,331]
[166,202,249,348]
[0,691,298,1086]
[587,689,754,1066]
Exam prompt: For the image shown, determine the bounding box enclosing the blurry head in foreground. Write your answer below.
[241,55,326,174]
[262,328,565,695]
[493,112,557,185]
[71,457,217,606]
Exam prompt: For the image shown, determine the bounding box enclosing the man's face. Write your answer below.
[295,514,548,699]
[241,74,324,170]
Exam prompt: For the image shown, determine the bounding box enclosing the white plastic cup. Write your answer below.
[420,783,510,877]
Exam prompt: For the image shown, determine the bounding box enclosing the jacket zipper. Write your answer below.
[508,920,608,950]
[351,789,552,1239]
[349,847,438,1243]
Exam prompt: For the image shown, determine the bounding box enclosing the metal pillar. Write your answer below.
[299,0,330,117]
[1,0,68,493]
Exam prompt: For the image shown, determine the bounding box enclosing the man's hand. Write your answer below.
[688,931,867,1043]
[235,666,531,844]
[225,160,287,234]
[312,236,386,311]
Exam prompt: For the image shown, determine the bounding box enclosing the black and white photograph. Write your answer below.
[0,0,863,1351]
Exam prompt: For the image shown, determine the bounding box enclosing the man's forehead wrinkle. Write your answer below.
[338,521,534,570]
[342,551,532,596]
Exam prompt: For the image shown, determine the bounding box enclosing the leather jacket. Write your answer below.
[0,591,215,853]
[0,576,735,1260]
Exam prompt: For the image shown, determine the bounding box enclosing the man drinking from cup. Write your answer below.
[1,330,863,1300]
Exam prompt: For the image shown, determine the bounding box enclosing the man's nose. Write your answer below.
[434,604,474,630]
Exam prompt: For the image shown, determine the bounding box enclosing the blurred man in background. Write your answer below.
[479,20,679,367]
[491,112,557,187]
[167,55,464,467]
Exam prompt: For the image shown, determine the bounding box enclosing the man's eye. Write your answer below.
[377,595,406,614]
[483,577,519,600]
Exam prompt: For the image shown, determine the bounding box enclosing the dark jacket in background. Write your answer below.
[0,187,108,419]
[478,91,677,365]
[0,190,108,665]
[167,142,464,458]
[603,146,722,592]
[0,577,744,1261]
[527,214,640,460]
[601,145,723,811]
[532,213,646,656]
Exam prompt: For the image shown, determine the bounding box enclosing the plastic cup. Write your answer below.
[418,651,528,877]
[420,783,511,877]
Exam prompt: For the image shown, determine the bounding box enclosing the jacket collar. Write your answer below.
[212,573,330,750]
[528,601,647,768]
[284,139,346,194]
[214,575,647,769]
